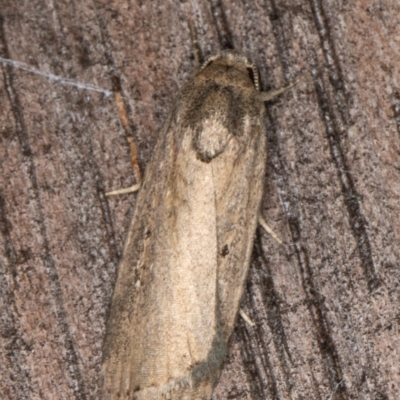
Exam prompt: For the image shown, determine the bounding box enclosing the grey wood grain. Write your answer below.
[1,1,399,399]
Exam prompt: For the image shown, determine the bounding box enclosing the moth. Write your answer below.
[102,49,297,400]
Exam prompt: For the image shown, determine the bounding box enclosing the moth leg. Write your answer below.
[106,137,142,196]
[106,77,142,196]
[258,214,283,245]
[259,74,303,102]
[244,217,283,327]
[239,309,255,327]
[105,183,140,196]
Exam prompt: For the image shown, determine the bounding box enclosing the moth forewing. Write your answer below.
[103,50,267,400]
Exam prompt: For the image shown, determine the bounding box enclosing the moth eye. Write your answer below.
[144,229,152,239]
[247,67,256,85]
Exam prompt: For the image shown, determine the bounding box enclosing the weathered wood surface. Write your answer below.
[1,1,400,399]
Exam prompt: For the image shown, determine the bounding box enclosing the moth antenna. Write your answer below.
[188,18,203,69]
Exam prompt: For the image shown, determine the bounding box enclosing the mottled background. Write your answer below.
[1,0,400,399]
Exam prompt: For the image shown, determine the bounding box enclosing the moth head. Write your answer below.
[199,50,260,91]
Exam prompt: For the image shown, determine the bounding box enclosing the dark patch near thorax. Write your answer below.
[182,81,246,135]
[177,73,260,162]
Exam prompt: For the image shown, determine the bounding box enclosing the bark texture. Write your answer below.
[1,1,400,399]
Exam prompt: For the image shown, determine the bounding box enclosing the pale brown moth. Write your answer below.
[102,49,299,400]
